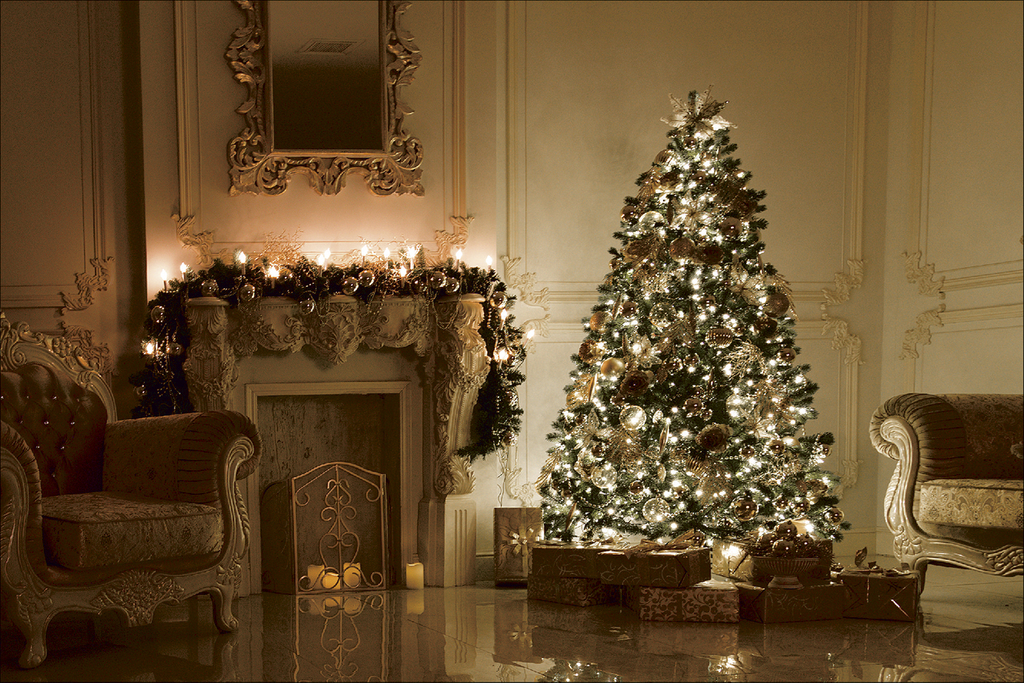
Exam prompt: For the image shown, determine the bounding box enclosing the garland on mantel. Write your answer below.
[129,256,527,462]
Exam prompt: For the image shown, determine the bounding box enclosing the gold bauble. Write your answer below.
[600,357,625,378]
[763,292,791,317]
[733,497,757,522]
[697,243,725,265]
[629,480,644,495]
[620,300,638,318]
[778,347,796,363]
[669,237,696,261]
[792,499,810,514]
[621,205,639,224]
[767,440,786,455]
[753,316,778,336]
[826,507,845,524]
[776,519,799,539]
[719,216,742,239]
[590,310,611,332]
[705,327,734,348]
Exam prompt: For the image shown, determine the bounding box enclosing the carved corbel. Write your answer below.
[184,299,236,411]
[898,304,945,360]
[59,256,114,315]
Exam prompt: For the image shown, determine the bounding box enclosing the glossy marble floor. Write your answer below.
[2,564,1021,682]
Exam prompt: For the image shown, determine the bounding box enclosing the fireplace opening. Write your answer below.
[254,391,405,590]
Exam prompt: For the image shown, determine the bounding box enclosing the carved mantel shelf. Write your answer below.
[183,295,490,587]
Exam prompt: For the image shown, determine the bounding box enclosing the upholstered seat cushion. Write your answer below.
[918,479,1023,530]
[41,492,222,569]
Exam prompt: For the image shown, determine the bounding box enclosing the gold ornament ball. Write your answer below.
[700,295,716,309]
[150,305,165,324]
[341,276,359,296]
[590,310,611,332]
[753,316,778,336]
[201,279,219,297]
[776,519,799,539]
[771,538,795,557]
[299,298,315,314]
[763,292,791,317]
[669,237,695,261]
[683,136,697,149]
[826,507,845,524]
[620,300,638,317]
[767,440,786,455]
[359,269,377,288]
[629,480,644,495]
[238,283,257,303]
[705,327,734,348]
[792,499,810,514]
[698,243,725,265]
[620,205,639,224]
[733,497,757,522]
[620,405,647,431]
[649,302,676,329]
[719,216,742,238]
[600,357,625,378]
[820,444,831,457]
[489,290,508,308]
[683,397,704,415]
[778,347,796,363]
[690,529,707,545]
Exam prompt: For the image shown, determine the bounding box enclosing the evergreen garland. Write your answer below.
[130,256,526,462]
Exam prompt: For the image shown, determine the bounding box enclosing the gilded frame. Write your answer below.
[225,0,423,196]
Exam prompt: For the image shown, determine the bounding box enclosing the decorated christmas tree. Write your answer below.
[537,89,850,546]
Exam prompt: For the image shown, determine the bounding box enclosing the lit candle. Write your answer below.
[406,245,417,271]
[316,252,325,268]
[322,570,340,590]
[455,248,465,273]
[238,251,247,267]
[383,247,392,269]
[343,562,361,588]
[406,562,424,590]
[307,564,325,590]
[268,265,280,282]
[179,262,189,281]
[361,244,369,265]
[486,255,494,272]
[161,269,168,290]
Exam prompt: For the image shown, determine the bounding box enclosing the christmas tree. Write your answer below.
[537,89,850,545]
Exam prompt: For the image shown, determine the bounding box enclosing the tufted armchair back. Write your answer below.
[0,363,108,497]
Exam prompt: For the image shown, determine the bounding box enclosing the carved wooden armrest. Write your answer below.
[103,411,260,506]
[1,421,48,575]
[870,393,968,481]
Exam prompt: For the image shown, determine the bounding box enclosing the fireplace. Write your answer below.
[183,294,489,592]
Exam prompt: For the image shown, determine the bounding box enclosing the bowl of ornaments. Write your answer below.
[749,519,821,590]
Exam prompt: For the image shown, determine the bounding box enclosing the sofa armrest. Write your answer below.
[1,421,48,575]
[103,411,260,505]
[869,393,968,482]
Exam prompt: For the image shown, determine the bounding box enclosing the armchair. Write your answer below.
[870,393,1023,592]
[1,313,260,668]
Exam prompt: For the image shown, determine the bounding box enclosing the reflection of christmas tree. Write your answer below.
[537,89,850,544]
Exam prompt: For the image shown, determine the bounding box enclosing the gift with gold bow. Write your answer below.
[597,531,712,588]
[836,547,919,622]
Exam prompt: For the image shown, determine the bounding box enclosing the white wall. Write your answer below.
[1,0,1020,572]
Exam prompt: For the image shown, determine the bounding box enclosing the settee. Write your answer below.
[870,393,1023,592]
[1,313,260,667]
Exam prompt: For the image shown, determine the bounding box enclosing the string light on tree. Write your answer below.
[536,88,849,545]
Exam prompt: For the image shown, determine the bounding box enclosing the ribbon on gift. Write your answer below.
[849,546,911,576]
[622,530,700,558]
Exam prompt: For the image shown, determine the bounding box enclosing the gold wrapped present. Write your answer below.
[529,541,619,579]
[527,574,619,606]
[737,581,845,623]
[494,507,542,584]
[624,579,739,622]
[838,568,919,621]
[598,547,712,588]
[712,538,833,582]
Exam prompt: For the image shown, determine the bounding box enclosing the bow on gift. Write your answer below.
[845,546,910,576]
[622,530,700,558]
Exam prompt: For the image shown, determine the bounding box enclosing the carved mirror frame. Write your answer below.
[226,0,423,197]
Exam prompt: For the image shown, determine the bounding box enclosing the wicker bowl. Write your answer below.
[751,556,818,590]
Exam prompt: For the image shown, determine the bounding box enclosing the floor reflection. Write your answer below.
[1,565,1020,681]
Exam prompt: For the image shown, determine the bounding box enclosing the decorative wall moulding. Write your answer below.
[902,251,945,298]
[898,304,946,361]
[58,256,114,315]
[225,0,423,197]
[819,259,865,367]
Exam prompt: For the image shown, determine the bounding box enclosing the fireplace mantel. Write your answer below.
[183,294,489,589]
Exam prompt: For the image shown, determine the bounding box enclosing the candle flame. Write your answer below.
[160,269,168,281]
[179,263,187,274]
[384,247,391,259]
[361,244,369,256]
[486,255,493,267]
[238,251,247,264]
[268,265,280,278]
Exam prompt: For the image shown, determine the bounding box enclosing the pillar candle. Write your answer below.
[406,562,425,590]
[343,562,361,588]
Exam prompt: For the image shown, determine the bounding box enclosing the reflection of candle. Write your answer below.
[343,562,361,588]
[406,562,424,590]
[406,590,425,615]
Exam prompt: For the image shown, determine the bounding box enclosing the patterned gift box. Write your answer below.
[712,538,833,582]
[597,547,712,588]
[527,574,619,606]
[529,541,619,579]
[737,581,845,623]
[838,569,919,621]
[624,579,739,622]
[494,507,542,584]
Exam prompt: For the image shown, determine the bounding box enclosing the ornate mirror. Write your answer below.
[226,0,423,196]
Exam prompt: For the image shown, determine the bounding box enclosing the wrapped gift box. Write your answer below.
[838,569,919,621]
[737,581,845,623]
[527,574,619,606]
[624,579,739,622]
[530,541,620,579]
[712,538,833,582]
[494,507,542,584]
[597,547,712,588]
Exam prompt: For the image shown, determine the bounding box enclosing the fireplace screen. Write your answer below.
[262,462,389,593]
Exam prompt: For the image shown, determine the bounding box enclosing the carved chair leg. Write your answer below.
[210,585,239,633]
[6,603,50,669]
[913,559,929,595]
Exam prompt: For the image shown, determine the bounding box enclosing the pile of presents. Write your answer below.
[515,521,917,624]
